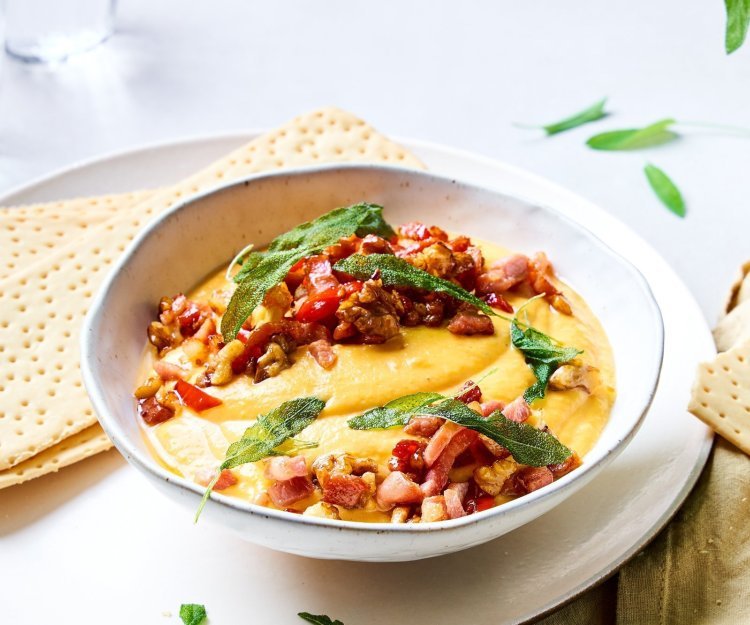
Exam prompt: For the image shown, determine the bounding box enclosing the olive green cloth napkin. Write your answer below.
[536,437,750,625]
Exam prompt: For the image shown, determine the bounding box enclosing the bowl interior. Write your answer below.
[83,164,663,529]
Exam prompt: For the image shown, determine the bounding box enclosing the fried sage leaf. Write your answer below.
[644,163,686,218]
[298,613,344,625]
[195,397,326,521]
[349,393,571,466]
[179,604,207,625]
[586,118,678,151]
[725,0,750,54]
[517,98,608,136]
[333,253,496,316]
[348,392,445,429]
[222,203,395,340]
[510,320,582,403]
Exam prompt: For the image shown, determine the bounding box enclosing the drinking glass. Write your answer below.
[5,0,116,63]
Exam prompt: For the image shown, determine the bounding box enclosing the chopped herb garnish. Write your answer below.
[515,98,608,136]
[179,604,207,625]
[333,253,496,316]
[510,320,582,403]
[349,392,571,466]
[298,613,344,625]
[195,397,326,521]
[586,118,678,151]
[222,203,394,340]
[644,163,686,218]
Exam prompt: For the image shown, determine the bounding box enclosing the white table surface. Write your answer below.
[0,1,744,622]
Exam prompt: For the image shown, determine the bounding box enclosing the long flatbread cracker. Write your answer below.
[0,423,111,488]
[0,107,424,473]
[0,192,152,281]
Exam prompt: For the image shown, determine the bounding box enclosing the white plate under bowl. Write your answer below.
[0,135,713,624]
[81,164,663,562]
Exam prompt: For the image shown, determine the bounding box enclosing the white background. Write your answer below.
[1,0,748,321]
[0,1,744,622]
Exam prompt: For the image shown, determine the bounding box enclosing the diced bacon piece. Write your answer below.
[323,474,370,509]
[548,453,581,479]
[423,421,463,467]
[264,455,308,482]
[444,487,467,519]
[455,380,482,404]
[213,469,238,491]
[304,255,340,293]
[421,496,448,522]
[404,416,443,437]
[503,396,530,423]
[193,317,216,343]
[359,234,394,255]
[480,399,505,417]
[447,311,495,336]
[421,428,478,497]
[446,481,469,501]
[153,360,188,381]
[267,475,314,507]
[528,252,572,315]
[377,471,424,507]
[476,254,529,295]
[516,466,553,492]
[308,339,337,370]
[138,396,174,426]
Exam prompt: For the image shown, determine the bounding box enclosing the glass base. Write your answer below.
[5,28,113,63]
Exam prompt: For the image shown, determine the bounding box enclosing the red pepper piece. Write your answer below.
[175,379,223,412]
[296,287,342,323]
[482,292,514,314]
[475,495,495,512]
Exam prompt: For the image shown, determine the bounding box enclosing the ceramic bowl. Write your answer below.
[81,164,663,562]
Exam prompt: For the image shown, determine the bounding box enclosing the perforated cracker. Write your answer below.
[0,107,424,471]
[0,191,152,281]
[688,340,750,456]
[0,423,111,489]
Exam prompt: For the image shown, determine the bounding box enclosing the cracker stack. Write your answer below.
[0,107,424,488]
[689,264,750,455]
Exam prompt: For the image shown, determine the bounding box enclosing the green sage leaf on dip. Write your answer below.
[333,253,496,317]
[586,118,678,151]
[644,163,686,218]
[298,613,344,625]
[179,604,207,625]
[420,398,572,466]
[510,320,582,403]
[348,391,445,430]
[725,0,750,54]
[195,397,326,521]
[222,203,395,340]
[517,98,608,136]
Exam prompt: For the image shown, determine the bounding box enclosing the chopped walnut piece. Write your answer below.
[254,341,291,382]
[335,278,403,344]
[549,364,598,394]
[208,339,246,386]
[473,458,518,496]
[134,376,162,400]
[302,502,341,520]
[391,506,411,523]
[421,495,448,522]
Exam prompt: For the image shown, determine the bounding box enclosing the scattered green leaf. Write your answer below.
[644,163,686,218]
[195,397,326,521]
[222,203,394,340]
[298,613,344,625]
[586,118,678,151]
[516,98,608,135]
[333,254,497,316]
[725,0,750,53]
[179,604,207,625]
[510,320,582,403]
